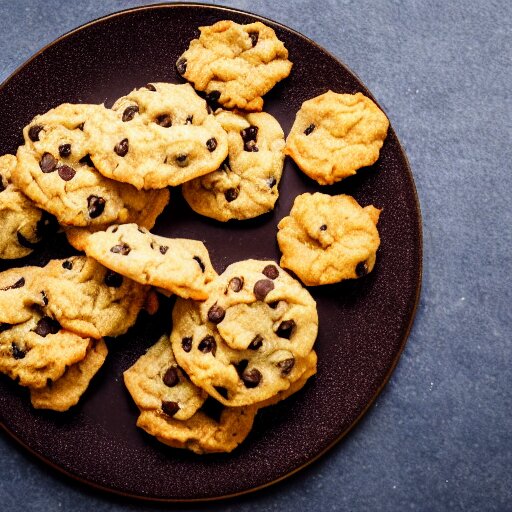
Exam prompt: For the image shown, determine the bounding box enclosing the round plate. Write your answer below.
[0,3,422,502]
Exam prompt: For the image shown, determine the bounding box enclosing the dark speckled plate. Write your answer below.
[0,3,422,502]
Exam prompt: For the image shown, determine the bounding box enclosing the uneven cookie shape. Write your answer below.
[30,339,108,411]
[86,83,228,189]
[171,260,318,407]
[285,91,389,185]
[277,193,381,285]
[182,110,285,221]
[176,20,292,111]
[82,224,216,300]
[14,103,169,226]
[124,334,256,453]
[0,154,52,259]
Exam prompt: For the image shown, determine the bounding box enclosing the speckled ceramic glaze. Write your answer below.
[0,4,422,501]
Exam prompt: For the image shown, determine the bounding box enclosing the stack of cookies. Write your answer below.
[0,19,389,453]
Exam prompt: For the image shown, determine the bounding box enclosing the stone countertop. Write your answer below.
[0,1,510,510]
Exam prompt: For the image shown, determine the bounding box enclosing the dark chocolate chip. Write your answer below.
[159,245,168,255]
[244,140,259,152]
[161,401,180,417]
[208,304,225,324]
[57,165,76,181]
[224,187,239,202]
[110,243,131,255]
[356,261,369,277]
[267,176,277,188]
[156,114,172,127]
[114,138,129,157]
[262,264,279,280]
[87,195,106,218]
[104,270,123,288]
[214,386,229,399]
[41,291,48,305]
[206,138,217,152]
[241,125,258,142]
[253,279,274,300]
[206,90,221,102]
[176,58,187,75]
[39,153,57,173]
[28,124,43,142]
[248,335,263,350]
[304,123,315,135]
[228,277,244,292]
[276,319,296,339]
[79,154,95,167]
[193,256,205,272]
[198,335,216,355]
[122,105,139,122]
[11,342,26,360]
[58,143,71,158]
[181,336,193,352]
[185,115,193,125]
[1,277,25,291]
[320,224,327,231]
[62,260,73,270]
[145,83,156,91]
[241,368,262,388]
[162,367,179,387]
[248,31,259,46]
[175,154,188,165]
[16,231,39,249]
[276,357,295,375]
[34,316,61,337]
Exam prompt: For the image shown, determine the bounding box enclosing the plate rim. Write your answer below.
[0,1,423,502]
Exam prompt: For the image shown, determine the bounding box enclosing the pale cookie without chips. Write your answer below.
[176,20,292,111]
[30,338,108,411]
[0,154,53,259]
[182,110,285,221]
[82,224,216,300]
[86,83,228,190]
[171,260,318,407]
[14,103,169,226]
[277,192,381,285]
[285,91,389,185]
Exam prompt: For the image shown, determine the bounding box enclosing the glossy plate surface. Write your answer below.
[0,3,422,501]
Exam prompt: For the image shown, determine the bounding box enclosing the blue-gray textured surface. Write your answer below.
[0,0,510,510]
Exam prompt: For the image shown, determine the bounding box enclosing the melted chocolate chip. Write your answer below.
[162,401,180,417]
[320,224,327,231]
[156,114,172,127]
[176,58,187,75]
[110,243,131,255]
[248,335,263,350]
[159,245,168,255]
[62,260,73,270]
[11,342,26,360]
[277,357,295,375]
[16,231,38,249]
[28,125,43,142]
[248,31,259,46]
[122,105,139,122]
[104,270,123,288]
[145,83,156,91]
[356,261,369,277]
[34,317,61,337]
[198,335,216,355]
[181,336,192,353]
[114,138,129,157]
[79,154,95,167]
[228,277,244,292]
[262,264,279,280]
[186,115,193,124]
[241,368,262,388]
[193,256,205,272]
[253,279,274,301]
[304,123,315,135]
[206,138,217,152]
[163,367,179,387]
[267,176,277,188]
[276,319,296,339]
[87,195,106,218]
[58,165,76,181]
[39,153,57,173]
[224,187,239,202]
[1,277,25,291]
[208,304,225,324]
[58,143,71,158]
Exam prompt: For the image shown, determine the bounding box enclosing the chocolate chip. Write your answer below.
[248,31,259,46]
[175,154,188,166]
[162,367,179,387]
[16,231,38,249]
[304,123,315,135]
[224,187,239,202]
[159,245,168,255]
[248,335,263,350]
[206,138,217,152]
[181,336,192,352]
[58,165,76,181]
[241,368,262,388]
[122,105,139,122]
[104,270,123,288]
[356,261,369,277]
[39,152,57,173]
[79,154,95,167]
[185,115,193,124]
[253,279,274,300]
[206,90,221,102]
[161,401,180,417]
[41,291,48,305]
[145,83,156,91]
[114,138,129,157]
[34,316,61,337]
[176,58,187,75]
[193,256,205,272]
[276,358,295,375]
[244,140,258,152]
[11,342,26,360]
[208,304,225,324]
[1,277,25,291]
[28,125,43,142]
[268,301,280,309]
[198,335,216,355]
[156,114,172,127]
[62,260,73,270]
[58,143,71,158]
[276,319,296,339]
[262,264,279,280]
[241,125,258,142]
[320,224,327,231]
[266,176,277,188]
[228,277,244,292]
[87,195,106,218]
[110,243,131,255]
